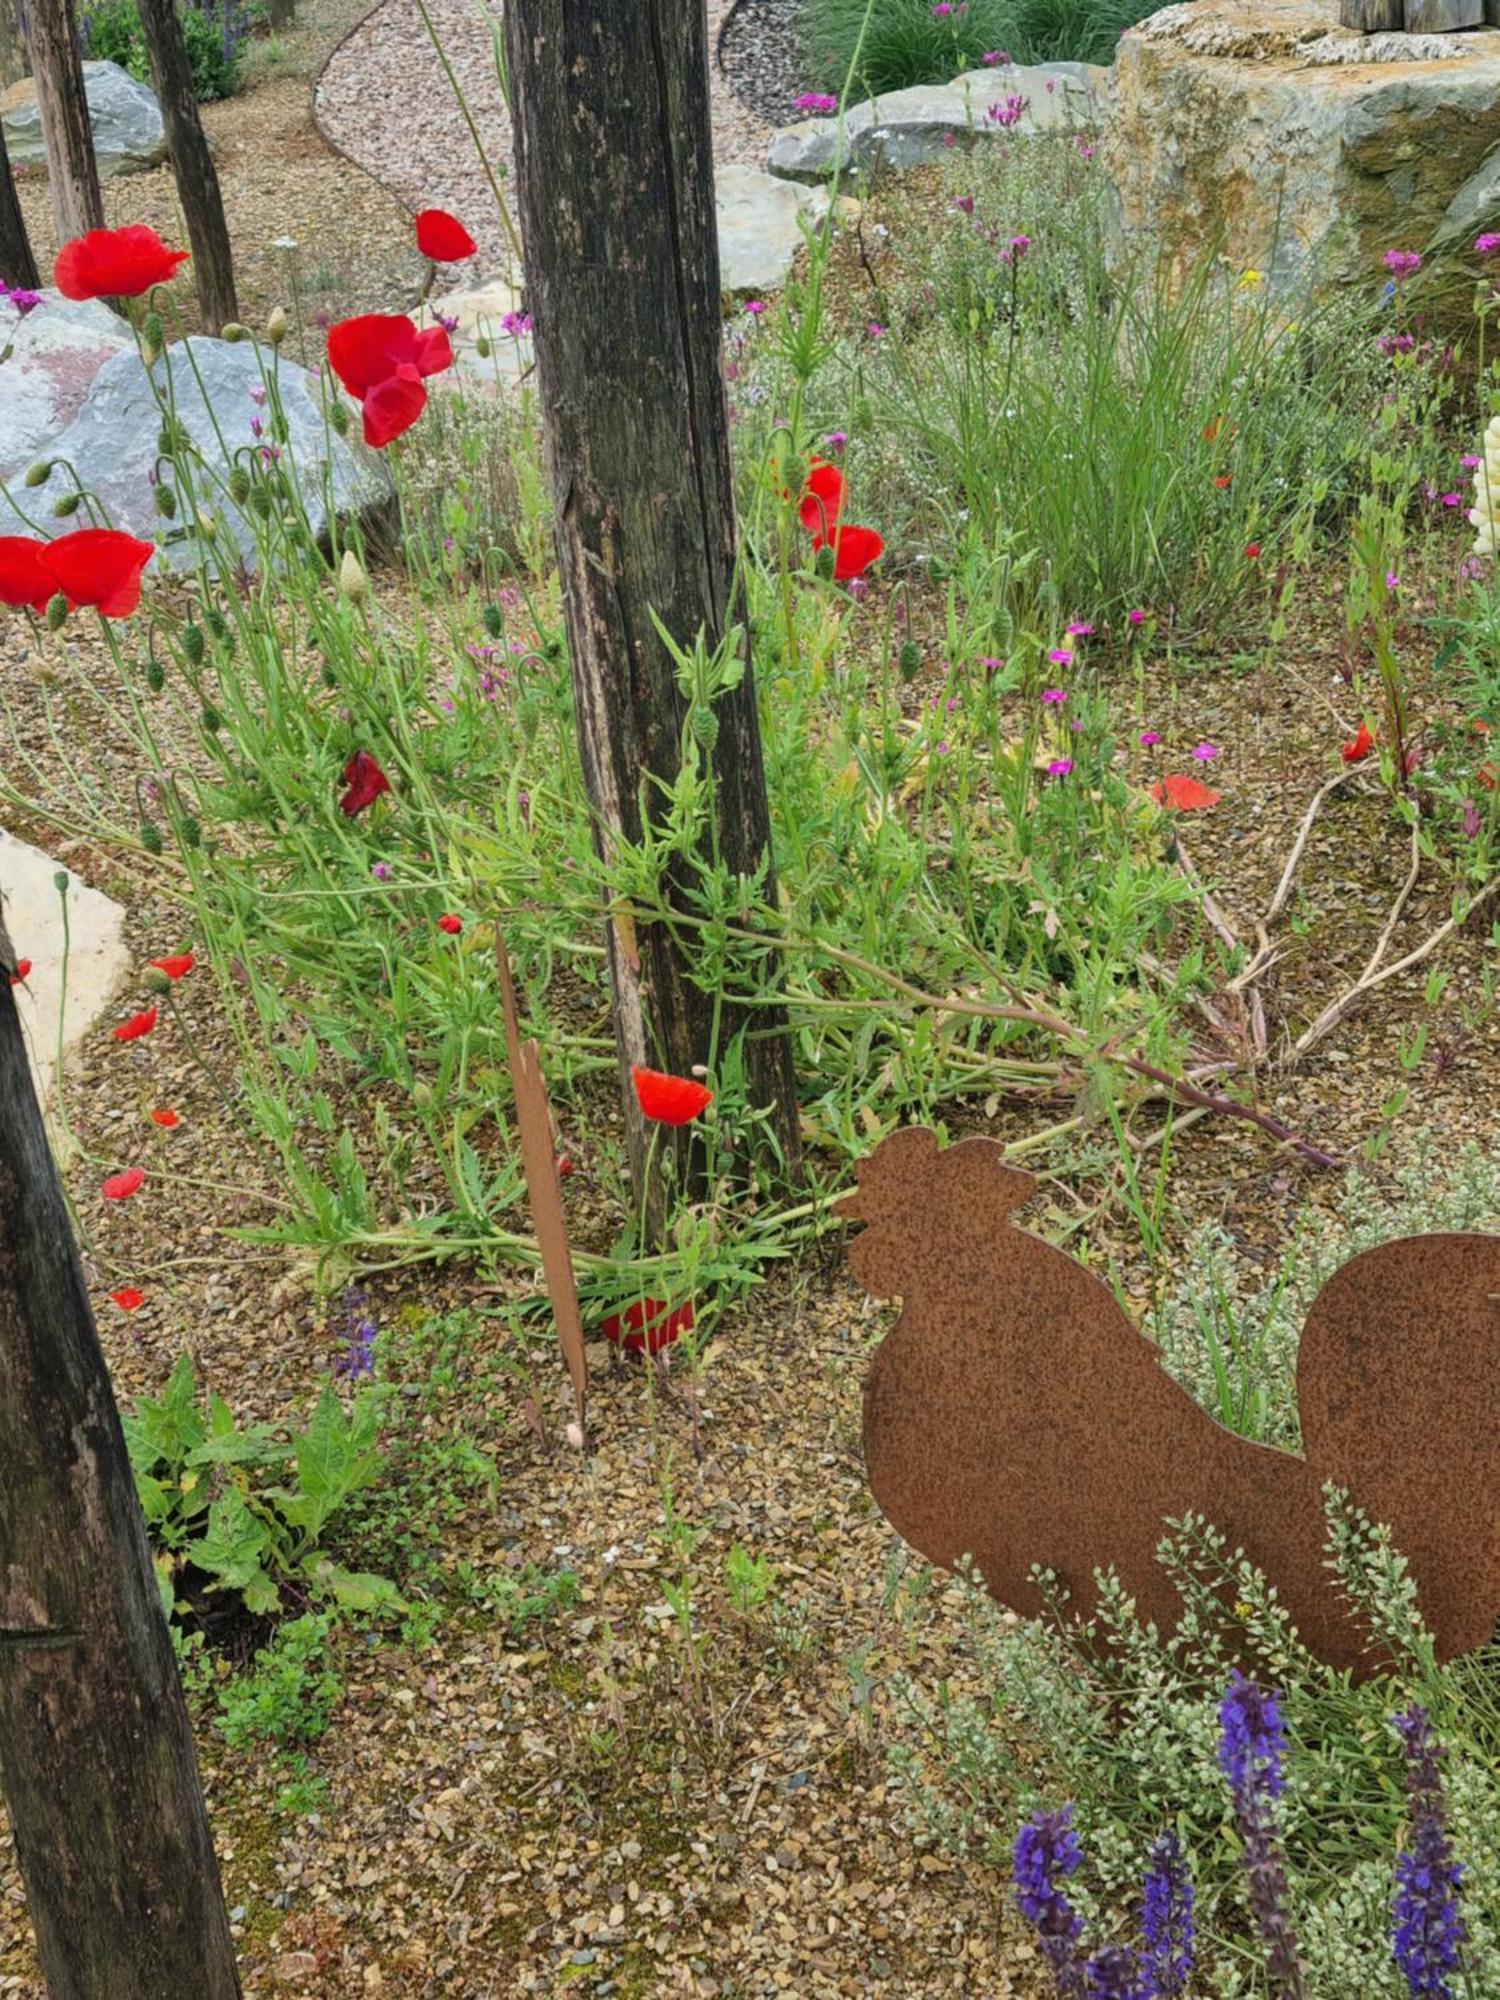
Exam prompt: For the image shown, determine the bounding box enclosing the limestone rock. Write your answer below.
[715,165,830,293]
[767,63,1105,181]
[2,60,167,178]
[421,273,533,393]
[0,337,394,570]
[1106,0,1500,300]
[0,291,135,485]
[0,828,128,1108]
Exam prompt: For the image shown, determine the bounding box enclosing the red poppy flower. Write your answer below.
[1214,474,1232,490]
[415,208,477,262]
[1149,774,1221,811]
[1341,722,1375,765]
[326,314,452,449]
[436,913,463,935]
[815,522,885,582]
[798,460,847,537]
[339,749,391,817]
[556,1154,574,1178]
[632,1065,713,1126]
[9,958,31,984]
[112,1006,158,1042]
[102,1167,146,1201]
[109,1286,146,1311]
[41,529,155,618]
[1244,542,1261,560]
[55,224,189,300]
[0,536,53,611]
[150,1107,181,1128]
[600,1296,694,1356]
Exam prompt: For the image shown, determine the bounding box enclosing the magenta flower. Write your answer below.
[1378,333,1416,357]
[1386,570,1400,591]
[987,94,1029,129]
[824,430,848,449]
[1442,492,1462,508]
[1009,234,1032,259]
[867,320,886,339]
[1463,799,1482,838]
[371,860,391,881]
[931,3,952,15]
[1048,758,1073,777]
[980,49,1011,64]
[953,195,975,214]
[1383,248,1421,279]
[1042,688,1067,704]
[1476,233,1500,255]
[744,299,767,316]
[499,311,532,337]
[1139,730,1161,746]
[794,93,838,114]
[1047,647,1074,666]
[1065,620,1093,637]
[1128,608,1147,626]
[1193,741,1219,762]
[1076,136,1097,161]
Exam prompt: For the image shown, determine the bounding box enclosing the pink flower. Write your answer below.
[744,299,767,316]
[1047,647,1073,666]
[1383,248,1421,279]
[987,94,1029,129]
[794,93,838,113]
[1441,492,1462,508]
[1476,233,1500,255]
[1041,688,1067,704]
[1047,758,1073,777]
[1192,741,1219,762]
[953,195,975,214]
[1065,620,1093,637]
[1139,730,1161,747]
[1462,799,1482,838]
[980,49,1011,64]
[1127,608,1147,626]
[867,321,886,339]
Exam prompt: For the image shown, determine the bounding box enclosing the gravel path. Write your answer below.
[720,0,811,128]
[315,0,778,276]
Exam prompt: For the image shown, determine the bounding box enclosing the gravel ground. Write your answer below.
[719,0,812,130]
[314,0,779,279]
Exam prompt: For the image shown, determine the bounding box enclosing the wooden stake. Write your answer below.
[21,0,103,249]
[135,0,239,330]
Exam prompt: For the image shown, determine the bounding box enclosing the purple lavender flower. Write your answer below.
[334,1287,377,1380]
[1218,1675,1304,1999]
[1391,1706,1466,1999]
[1013,1806,1086,1994]
[1085,1945,1145,1999]
[1140,1831,1194,1998]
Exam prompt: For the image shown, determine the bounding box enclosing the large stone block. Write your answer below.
[0,291,135,485]
[2,59,167,178]
[1105,0,1500,298]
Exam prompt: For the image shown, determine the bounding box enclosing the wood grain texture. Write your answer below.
[503,0,801,1218]
[135,0,238,329]
[21,0,103,248]
[0,121,38,290]
[0,911,241,1997]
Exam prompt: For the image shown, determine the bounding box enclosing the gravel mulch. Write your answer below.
[313,0,779,280]
[718,0,815,130]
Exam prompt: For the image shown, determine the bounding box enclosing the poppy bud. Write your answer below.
[411,1080,433,1108]
[475,335,491,359]
[180,815,202,848]
[52,491,80,518]
[221,322,251,343]
[814,544,836,580]
[482,604,503,639]
[53,870,68,894]
[197,508,218,540]
[143,966,171,995]
[181,622,205,663]
[205,607,228,640]
[46,593,68,631]
[339,550,368,601]
[141,821,164,855]
[329,400,350,437]
[24,459,53,488]
[158,421,186,455]
[899,640,921,680]
[227,466,251,505]
[267,306,289,346]
[691,705,720,751]
[140,313,163,366]
[251,485,274,517]
[201,704,222,733]
[155,484,177,518]
[146,659,165,693]
[517,692,542,744]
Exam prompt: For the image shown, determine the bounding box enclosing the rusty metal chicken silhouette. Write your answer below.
[840,1128,1500,1674]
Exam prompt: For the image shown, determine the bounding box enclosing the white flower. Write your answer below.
[1471,416,1500,555]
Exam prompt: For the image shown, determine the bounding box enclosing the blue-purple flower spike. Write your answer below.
[1012,1805,1087,1995]
[1218,1674,1305,1999]
[1141,1830,1195,1998]
[1391,1705,1466,1999]
[334,1286,378,1380]
[1085,1942,1147,1998]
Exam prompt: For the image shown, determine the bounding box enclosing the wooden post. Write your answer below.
[1403,0,1482,27]
[0,0,27,89]
[0,121,39,291]
[22,0,103,248]
[1339,0,1403,25]
[0,914,242,1999]
[504,0,802,1216]
[135,0,238,329]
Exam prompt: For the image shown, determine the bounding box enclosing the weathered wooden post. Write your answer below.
[0,122,39,291]
[503,0,802,1217]
[0,911,242,1998]
[135,0,239,329]
[21,0,104,249]
[1340,0,1483,25]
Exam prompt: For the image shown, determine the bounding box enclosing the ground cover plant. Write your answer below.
[801,0,1156,93]
[5,16,1500,1991]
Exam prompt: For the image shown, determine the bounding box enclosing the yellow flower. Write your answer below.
[1238,268,1263,289]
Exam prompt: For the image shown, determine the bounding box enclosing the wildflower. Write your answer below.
[815,521,885,581]
[824,429,848,449]
[41,529,155,618]
[1475,232,1500,254]
[600,1296,694,1356]
[1441,492,1461,508]
[498,310,532,338]
[1245,542,1261,559]
[1214,473,1233,489]
[633,1066,712,1125]
[1048,648,1074,666]
[371,860,392,881]
[793,92,838,113]
[1042,688,1067,704]
[867,320,886,338]
[1384,249,1422,280]
[1048,758,1073,777]
[1139,729,1161,746]
[339,749,392,817]
[10,958,32,983]
[112,1007,157,1042]
[1192,741,1219,762]
[334,1287,378,1379]
[1076,137,1096,160]
[1378,333,1416,357]
[1065,621,1093,638]
[414,207,476,261]
[981,49,1011,64]
[0,536,53,612]
[1462,798,1482,838]
[102,1167,146,1201]
[1386,569,1401,590]
[0,282,42,315]
[326,312,453,448]
[1128,608,1147,627]
[952,195,975,214]
[1150,774,1220,810]
[109,1287,146,1310]
[150,1107,180,1128]
[1012,1806,1085,1992]
[150,950,194,980]
[799,459,848,536]
[436,912,463,935]
[1084,1945,1145,1998]
[1218,1674,1304,1999]
[931,3,952,14]
[987,93,1029,129]
[1239,268,1263,288]
[1008,233,1032,260]
[1342,721,1375,764]
[55,224,188,300]
[1141,1831,1195,1998]
[744,299,767,316]
[1391,1706,1466,2000]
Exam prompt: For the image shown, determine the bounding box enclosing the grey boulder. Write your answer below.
[0,291,135,486]
[716,165,831,293]
[2,60,167,178]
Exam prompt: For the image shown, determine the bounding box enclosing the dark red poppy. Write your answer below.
[111,1007,157,1042]
[1214,474,1232,490]
[102,1167,146,1201]
[55,224,189,301]
[339,750,391,817]
[150,1107,181,1128]
[326,314,452,449]
[415,208,477,262]
[109,1286,146,1311]
[150,950,195,980]
[1341,722,1375,765]
[1149,774,1221,811]
[10,958,32,984]
[555,1154,574,1177]
[436,913,463,935]
[1244,542,1261,560]
[0,536,52,611]
[42,529,155,618]
[815,522,885,582]
[600,1296,694,1356]
[632,1065,713,1126]
[798,460,847,537]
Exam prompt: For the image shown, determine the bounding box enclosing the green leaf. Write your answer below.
[126,1353,207,1472]
[190,1486,272,1593]
[310,1559,406,1615]
[186,1395,289,1469]
[278,1386,383,1541]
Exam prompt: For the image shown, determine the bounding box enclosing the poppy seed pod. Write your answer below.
[339,550,368,601]
[141,821,164,855]
[155,484,177,518]
[483,604,503,639]
[267,306,289,346]
[145,659,165,693]
[52,492,80,518]
[181,623,205,663]
[46,593,68,630]
[23,460,53,488]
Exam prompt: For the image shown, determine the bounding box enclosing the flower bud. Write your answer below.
[155,483,177,518]
[146,659,166,693]
[899,640,921,681]
[517,692,542,745]
[814,544,835,580]
[267,306,289,346]
[46,593,68,630]
[140,311,163,366]
[221,322,251,343]
[201,704,223,734]
[181,622,206,663]
[251,484,274,517]
[329,400,350,437]
[691,704,719,751]
[24,459,53,488]
[482,603,503,639]
[227,466,251,505]
[196,508,218,541]
[143,965,171,995]
[52,491,80,518]
[338,550,368,601]
[205,607,229,640]
[141,821,164,855]
[180,814,202,849]
[475,335,492,359]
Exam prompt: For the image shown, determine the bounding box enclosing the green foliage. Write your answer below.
[801,0,1156,92]
[472,1562,581,1636]
[215,1613,342,1748]
[124,1355,401,1624]
[80,0,246,101]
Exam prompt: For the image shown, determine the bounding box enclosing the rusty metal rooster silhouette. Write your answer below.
[839,1129,1500,1674]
